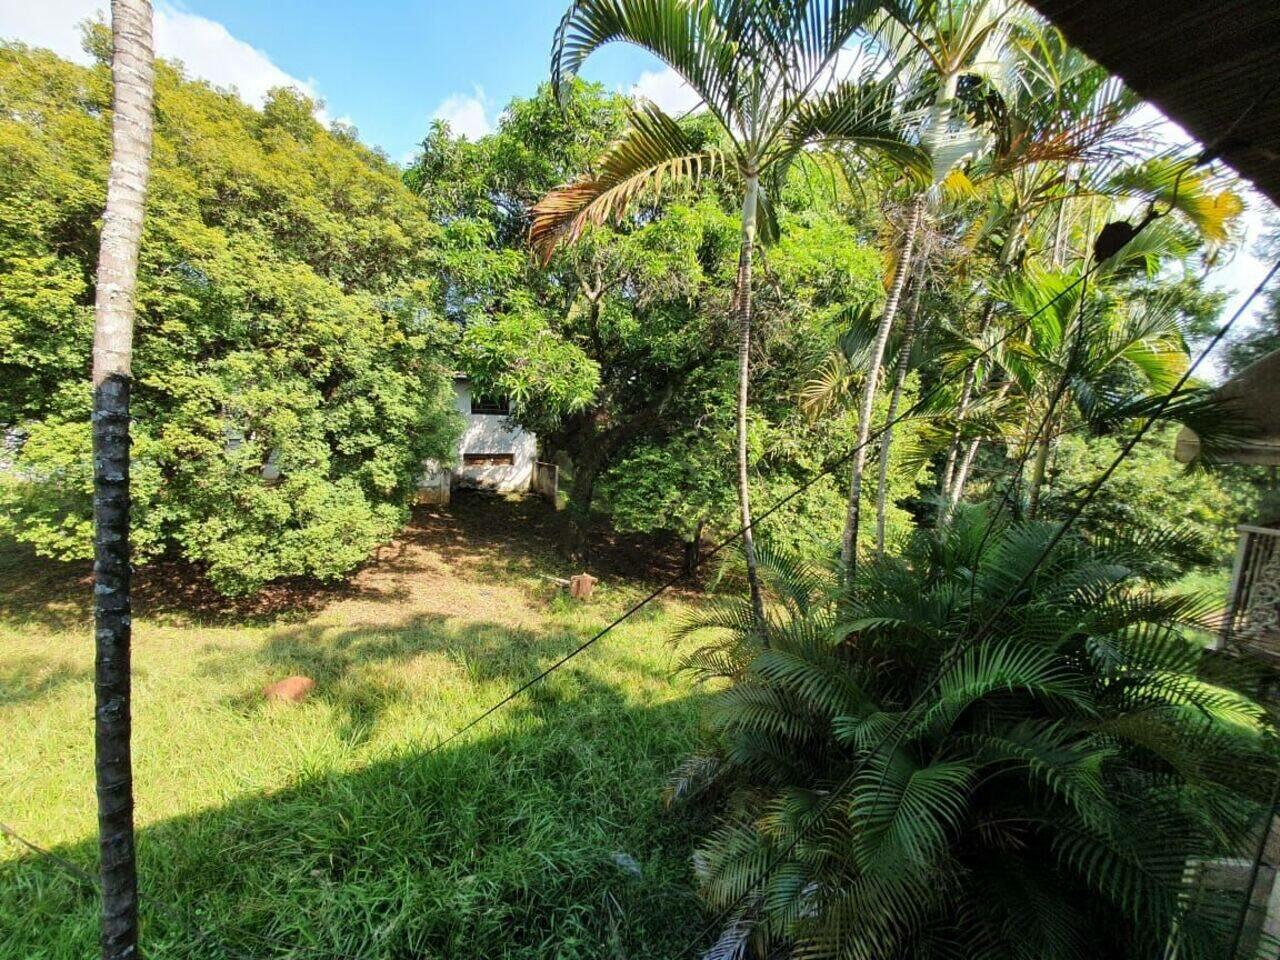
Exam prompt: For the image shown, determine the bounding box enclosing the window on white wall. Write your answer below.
[463,453,514,466]
[470,394,510,415]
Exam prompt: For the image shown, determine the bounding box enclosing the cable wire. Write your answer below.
[672,254,1280,958]
[0,139,1213,960]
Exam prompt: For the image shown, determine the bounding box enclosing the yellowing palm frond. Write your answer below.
[1106,158,1245,248]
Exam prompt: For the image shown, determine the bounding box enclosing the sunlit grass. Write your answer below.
[0,499,710,959]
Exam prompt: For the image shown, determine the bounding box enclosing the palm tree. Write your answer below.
[935,24,1244,507]
[935,22,1145,503]
[839,0,1014,567]
[998,258,1193,517]
[671,508,1274,959]
[531,0,927,636]
[92,2,155,957]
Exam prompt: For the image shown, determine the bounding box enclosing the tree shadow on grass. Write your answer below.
[0,492,696,635]
[407,492,694,591]
[0,536,384,633]
[0,654,94,707]
[0,673,716,960]
[214,612,605,747]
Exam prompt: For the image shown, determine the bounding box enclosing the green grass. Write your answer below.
[1167,563,1231,603]
[0,495,712,959]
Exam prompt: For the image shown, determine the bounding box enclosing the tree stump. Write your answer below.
[568,573,598,600]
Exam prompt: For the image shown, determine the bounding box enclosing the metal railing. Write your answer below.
[1221,524,1280,659]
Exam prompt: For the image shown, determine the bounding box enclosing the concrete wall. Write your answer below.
[419,380,536,495]
[531,461,559,506]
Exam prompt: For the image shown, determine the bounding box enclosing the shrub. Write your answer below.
[0,40,460,593]
[673,507,1275,959]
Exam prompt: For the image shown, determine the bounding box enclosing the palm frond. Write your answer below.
[784,79,930,185]
[529,100,725,261]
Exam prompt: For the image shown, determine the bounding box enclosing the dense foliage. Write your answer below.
[0,39,460,593]
[407,82,931,563]
[2,3,1275,959]
[674,508,1275,959]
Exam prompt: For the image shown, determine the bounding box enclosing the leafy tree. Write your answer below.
[0,37,460,594]
[1225,220,1280,376]
[531,0,927,636]
[673,507,1275,959]
[406,82,720,556]
[1039,424,1237,571]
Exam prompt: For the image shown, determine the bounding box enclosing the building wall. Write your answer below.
[420,380,536,495]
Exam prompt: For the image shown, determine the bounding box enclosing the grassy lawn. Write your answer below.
[0,495,712,959]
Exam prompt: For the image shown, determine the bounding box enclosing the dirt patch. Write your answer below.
[0,492,692,630]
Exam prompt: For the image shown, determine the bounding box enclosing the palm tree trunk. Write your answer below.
[948,437,980,505]
[874,274,923,556]
[736,175,767,642]
[1026,433,1052,520]
[939,365,973,496]
[841,193,924,568]
[93,3,154,958]
[941,201,1028,505]
[1052,194,1069,267]
[948,378,1011,507]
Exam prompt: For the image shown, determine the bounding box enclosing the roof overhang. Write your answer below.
[1025,0,1280,206]
[1175,349,1280,466]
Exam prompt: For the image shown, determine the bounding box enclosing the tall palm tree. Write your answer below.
[940,155,1243,509]
[936,23,1243,507]
[936,22,1145,502]
[840,0,1013,566]
[531,0,926,636]
[93,2,154,957]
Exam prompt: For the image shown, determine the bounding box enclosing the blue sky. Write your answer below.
[0,0,694,161]
[1,0,1274,367]
[130,0,672,158]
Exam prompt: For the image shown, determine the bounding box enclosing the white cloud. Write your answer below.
[0,0,100,61]
[629,67,703,116]
[0,0,326,115]
[154,7,323,113]
[431,86,492,140]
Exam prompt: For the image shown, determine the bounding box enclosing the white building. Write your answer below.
[418,377,540,502]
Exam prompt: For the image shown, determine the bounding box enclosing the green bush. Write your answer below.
[0,40,460,594]
[674,507,1275,959]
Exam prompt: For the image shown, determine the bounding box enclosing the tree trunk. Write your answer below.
[939,364,973,496]
[735,175,768,643]
[940,200,1029,505]
[874,273,923,556]
[948,378,1011,507]
[93,3,154,959]
[841,193,925,568]
[948,437,980,506]
[565,448,604,562]
[683,519,704,578]
[1026,432,1052,520]
[1052,194,1070,267]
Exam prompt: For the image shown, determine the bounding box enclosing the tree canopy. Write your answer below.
[0,36,460,594]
